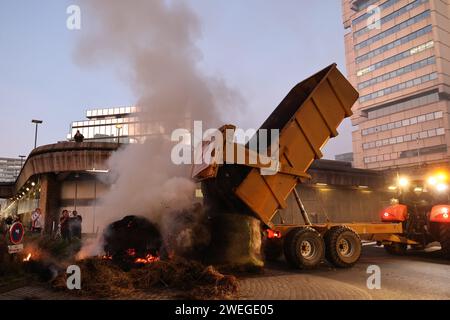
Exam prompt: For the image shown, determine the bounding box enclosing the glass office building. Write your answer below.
[0,158,23,183]
[68,106,140,143]
[67,106,192,144]
[342,0,450,169]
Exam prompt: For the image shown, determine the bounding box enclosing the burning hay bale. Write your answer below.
[103,215,162,269]
[52,256,239,300]
[51,213,238,299]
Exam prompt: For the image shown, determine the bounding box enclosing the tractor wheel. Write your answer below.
[324,226,362,268]
[283,227,324,270]
[439,224,450,259]
[384,242,407,256]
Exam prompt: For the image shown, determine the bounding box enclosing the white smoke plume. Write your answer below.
[74,0,243,258]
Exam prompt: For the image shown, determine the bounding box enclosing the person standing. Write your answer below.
[71,210,82,239]
[74,130,84,143]
[60,210,71,241]
[31,208,43,234]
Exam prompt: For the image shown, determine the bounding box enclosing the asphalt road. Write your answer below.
[239,244,450,300]
[1,244,449,300]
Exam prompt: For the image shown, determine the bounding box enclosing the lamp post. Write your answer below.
[31,119,43,149]
[115,124,123,146]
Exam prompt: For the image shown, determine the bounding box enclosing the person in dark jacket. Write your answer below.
[71,210,82,239]
[60,210,71,241]
[74,130,84,143]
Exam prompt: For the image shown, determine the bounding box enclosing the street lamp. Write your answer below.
[115,124,123,145]
[31,119,43,149]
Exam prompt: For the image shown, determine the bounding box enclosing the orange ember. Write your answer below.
[134,254,160,264]
[126,248,136,256]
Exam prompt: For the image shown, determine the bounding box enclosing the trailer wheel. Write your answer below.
[439,224,450,259]
[324,226,361,268]
[384,242,407,255]
[283,227,324,269]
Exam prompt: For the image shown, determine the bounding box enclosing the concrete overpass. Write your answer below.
[1,142,119,233]
[1,141,391,234]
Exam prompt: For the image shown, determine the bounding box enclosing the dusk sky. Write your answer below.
[0,0,351,159]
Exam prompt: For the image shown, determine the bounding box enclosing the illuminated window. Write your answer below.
[357,41,434,77]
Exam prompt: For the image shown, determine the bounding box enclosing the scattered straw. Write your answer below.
[52,256,238,300]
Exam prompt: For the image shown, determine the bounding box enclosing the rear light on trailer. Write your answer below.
[430,205,450,223]
[267,229,282,239]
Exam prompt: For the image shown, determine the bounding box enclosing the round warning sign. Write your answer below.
[9,222,24,245]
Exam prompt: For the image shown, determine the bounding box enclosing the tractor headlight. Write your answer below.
[398,177,409,188]
[436,183,448,193]
[427,176,437,186]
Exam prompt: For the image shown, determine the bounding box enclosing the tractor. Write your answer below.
[381,172,450,258]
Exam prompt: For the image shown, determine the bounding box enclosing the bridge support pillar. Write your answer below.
[40,174,61,235]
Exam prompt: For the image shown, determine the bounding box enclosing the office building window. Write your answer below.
[360,72,438,103]
[357,41,434,76]
[362,127,445,150]
[356,25,432,65]
[352,0,399,25]
[364,144,447,163]
[355,10,430,50]
[353,0,427,38]
[352,0,380,12]
[358,56,435,90]
[365,92,439,120]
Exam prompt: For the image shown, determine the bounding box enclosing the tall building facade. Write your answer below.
[342,0,450,170]
[0,158,23,182]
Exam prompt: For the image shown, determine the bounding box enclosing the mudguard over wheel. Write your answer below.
[439,224,450,259]
[283,227,325,269]
[384,242,407,255]
[324,226,362,268]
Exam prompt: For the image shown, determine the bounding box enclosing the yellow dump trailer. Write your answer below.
[235,63,356,227]
[193,63,401,269]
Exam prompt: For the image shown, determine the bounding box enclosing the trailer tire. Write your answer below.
[324,226,361,268]
[384,242,407,255]
[439,224,450,259]
[283,227,324,270]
